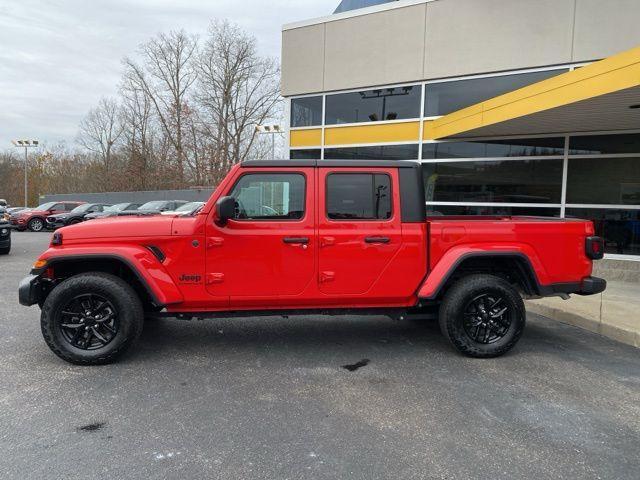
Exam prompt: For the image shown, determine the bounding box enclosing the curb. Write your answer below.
[526,301,640,349]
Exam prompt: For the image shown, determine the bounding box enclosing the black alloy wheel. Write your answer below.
[439,274,526,358]
[462,293,512,344]
[40,272,144,365]
[58,293,119,350]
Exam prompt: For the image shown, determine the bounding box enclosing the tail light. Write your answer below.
[51,232,63,246]
[585,236,604,260]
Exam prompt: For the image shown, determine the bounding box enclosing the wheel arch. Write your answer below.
[419,251,544,301]
[28,216,46,227]
[35,253,183,309]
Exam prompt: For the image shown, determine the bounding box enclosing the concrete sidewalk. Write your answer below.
[527,259,640,348]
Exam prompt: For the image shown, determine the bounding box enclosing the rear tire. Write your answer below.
[40,272,144,365]
[439,274,525,358]
[28,217,45,232]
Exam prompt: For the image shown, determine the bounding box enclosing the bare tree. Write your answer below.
[123,30,198,187]
[77,97,124,171]
[197,20,281,177]
[120,77,155,190]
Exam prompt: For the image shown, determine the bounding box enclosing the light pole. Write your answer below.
[12,139,39,207]
[255,124,283,159]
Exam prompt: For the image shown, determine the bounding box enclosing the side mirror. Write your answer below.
[215,196,236,227]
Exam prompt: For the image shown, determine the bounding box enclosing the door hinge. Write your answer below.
[319,271,335,283]
[206,273,225,285]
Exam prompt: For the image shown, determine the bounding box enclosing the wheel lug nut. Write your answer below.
[94,324,99,328]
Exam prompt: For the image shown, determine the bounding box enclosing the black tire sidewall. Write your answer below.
[440,275,525,358]
[41,273,143,365]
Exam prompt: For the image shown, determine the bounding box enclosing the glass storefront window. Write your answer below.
[423,159,563,204]
[427,205,560,217]
[425,69,568,117]
[567,157,640,205]
[323,144,419,161]
[423,138,565,159]
[325,85,421,125]
[565,208,640,256]
[290,149,321,160]
[291,96,323,127]
[569,133,640,155]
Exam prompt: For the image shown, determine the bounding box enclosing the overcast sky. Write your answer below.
[0,0,331,152]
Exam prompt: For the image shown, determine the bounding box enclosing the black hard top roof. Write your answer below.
[241,160,420,168]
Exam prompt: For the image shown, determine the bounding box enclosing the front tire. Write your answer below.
[439,274,525,358]
[40,273,144,365]
[28,217,45,232]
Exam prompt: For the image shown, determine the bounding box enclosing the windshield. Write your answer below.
[139,201,166,210]
[35,202,56,211]
[175,202,203,213]
[70,204,93,214]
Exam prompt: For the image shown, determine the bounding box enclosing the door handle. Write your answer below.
[364,237,391,244]
[283,237,310,245]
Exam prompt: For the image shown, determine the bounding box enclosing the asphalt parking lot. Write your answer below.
[1,233,639,480]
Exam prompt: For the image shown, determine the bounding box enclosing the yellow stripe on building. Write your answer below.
[325,121,420,146]
[290,129,323,147]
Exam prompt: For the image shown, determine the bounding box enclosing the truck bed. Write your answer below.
[426,216,595,287]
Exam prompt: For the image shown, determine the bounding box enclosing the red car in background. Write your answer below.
[10,201,85,232]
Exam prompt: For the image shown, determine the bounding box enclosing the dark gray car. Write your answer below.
[84,203,142,220]
[117,200,188,216]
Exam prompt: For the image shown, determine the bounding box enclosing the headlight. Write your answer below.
[0,228,7,235]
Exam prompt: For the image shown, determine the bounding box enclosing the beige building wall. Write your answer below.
[281,0,640,96]
[573,0,640,61]
[423,0,575,79]
[323,3,427,92]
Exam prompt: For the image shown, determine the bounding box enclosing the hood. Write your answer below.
[59,215,174,241]
[49,213,68,220]
[18,209,45,217]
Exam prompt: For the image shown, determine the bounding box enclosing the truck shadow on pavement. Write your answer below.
[129,313,640,374]
[134,315,449,361]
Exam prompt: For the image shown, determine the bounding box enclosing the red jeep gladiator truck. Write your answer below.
[19,160,606,365]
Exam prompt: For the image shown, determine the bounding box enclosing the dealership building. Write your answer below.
[281,0,640,262]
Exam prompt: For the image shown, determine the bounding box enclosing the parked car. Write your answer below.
[160,201,205,216]
[46,203,111,229]
[10,201,85,232]
[84,203,142,220]
[4,207,29,221]
[118,200,188,216]
[0,218,10,254]
[19,160,606,365]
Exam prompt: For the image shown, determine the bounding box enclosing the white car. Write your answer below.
[160,202,205,216]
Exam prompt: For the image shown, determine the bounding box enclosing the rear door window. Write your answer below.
[326,173,392,220]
